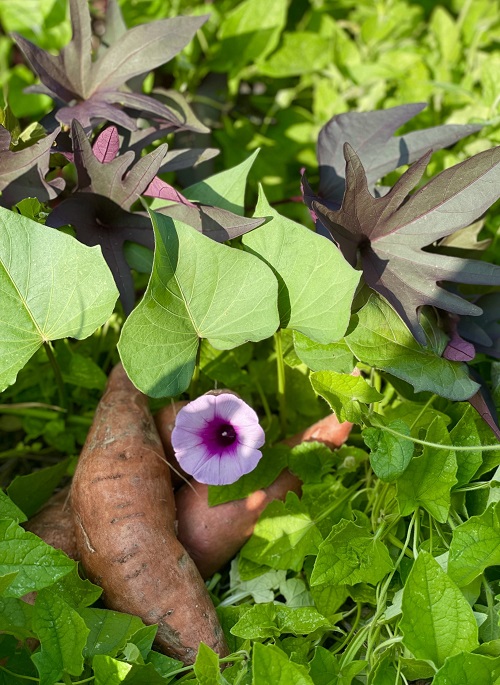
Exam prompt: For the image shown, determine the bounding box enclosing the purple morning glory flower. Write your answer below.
[171,393,265,486]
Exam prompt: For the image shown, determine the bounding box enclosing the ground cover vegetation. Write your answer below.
[0,0,500,682]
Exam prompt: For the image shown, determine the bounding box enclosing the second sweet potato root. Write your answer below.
[158,410,353,579]
[71,365,228,664]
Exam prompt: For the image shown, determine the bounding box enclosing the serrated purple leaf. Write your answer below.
[458,292,500,358]
[63,0,92,98]
[92,126,119,163]
[466,369,500,441]
[90,15,208,92]
[99,0,127,51]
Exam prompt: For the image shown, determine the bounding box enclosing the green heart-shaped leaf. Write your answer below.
[0,207,118,392]
[118,211,279,397]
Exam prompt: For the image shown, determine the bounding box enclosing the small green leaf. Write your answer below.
[363,419,414,482]
[401,551,478,667]
[118,212,279,397]
[93,655,168,685]
[55,341,107,390]
[32,588,89,685]
[450,405,482,487]
[252,642,313,685]
[293,332,355,374]
[7,457,71,518]
[0,597,34,640]
[433,652,500,684]
[448,502,500,587]
[212,0,287,76]
[82,608,147,659]
[240,492,323,571]
[396,415,457,522]
[310,370,382,423]
[231,603,329,639]
[193,643,223,685]
[345,295,479,401]
[310,519,393,587]
[243,187,359,342]
[0,207,118,391]
[0,520,74,597]
[184,150,259,215]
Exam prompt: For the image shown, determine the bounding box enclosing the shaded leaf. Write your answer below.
[243,187,359,342]
[315,103,481,205]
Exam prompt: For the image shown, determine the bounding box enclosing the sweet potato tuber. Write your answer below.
[171,412,353,579]
[23,485,79,561]
[71,364,228,664]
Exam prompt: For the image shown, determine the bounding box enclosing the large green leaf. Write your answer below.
[184,150,260,215]
[243,188,359,343]
[118,212,279,397]
[400,551,478,668]
[345,294,479,401]
[0,207,118,391]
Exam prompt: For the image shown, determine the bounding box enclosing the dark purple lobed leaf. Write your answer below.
[71,120,168,210]
[313,144,500,343]
[90,15,208,92]
[47,194,153,314]
[317,103,482,205]
[0,127,63,205]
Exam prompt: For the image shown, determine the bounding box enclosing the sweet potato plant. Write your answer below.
[1,0,500,683]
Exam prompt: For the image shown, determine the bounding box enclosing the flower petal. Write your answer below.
[236,422,265,449]
[214,394,260,426]
[173,394,217,432]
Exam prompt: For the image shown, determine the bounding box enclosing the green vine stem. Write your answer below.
[372,420,500,452]
[274,329,287,434]
[43,341,68,410]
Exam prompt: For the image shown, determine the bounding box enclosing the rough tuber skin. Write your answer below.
[171,412,353,579]
[71,364,228,664]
